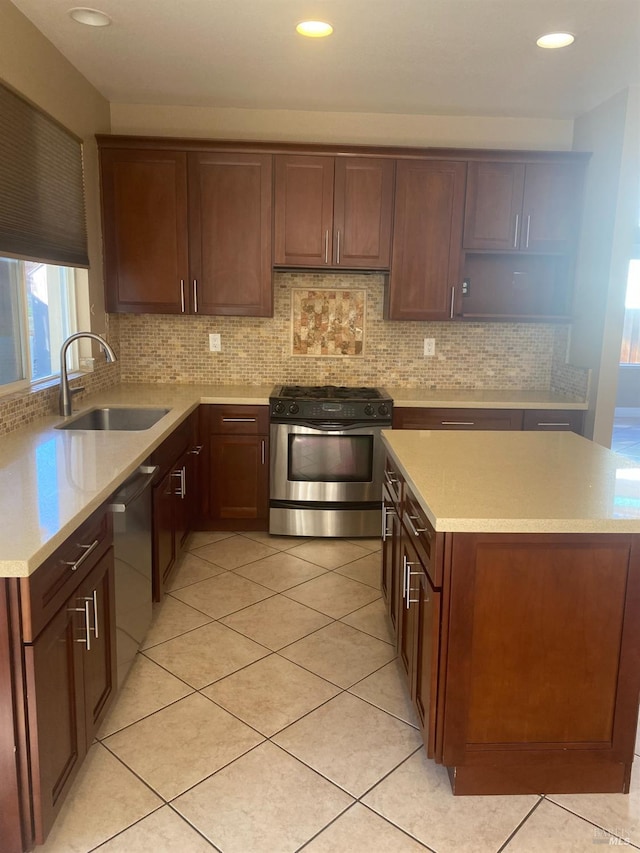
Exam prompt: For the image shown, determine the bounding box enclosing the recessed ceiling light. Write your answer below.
[68,7,112,27]
[296,20,333,38]
[536,32,575,49]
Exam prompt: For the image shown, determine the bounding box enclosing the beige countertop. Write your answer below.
[382,429,640,534]
[0,382,588,577]
[387,388,587,409]
[0,383,272,577]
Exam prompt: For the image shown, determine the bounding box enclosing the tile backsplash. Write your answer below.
[119,272,588,395]
[0,273,589,437]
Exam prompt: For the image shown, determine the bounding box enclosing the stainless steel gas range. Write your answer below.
[269,385,393,538]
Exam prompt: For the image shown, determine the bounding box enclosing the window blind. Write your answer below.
[0,82,89,268]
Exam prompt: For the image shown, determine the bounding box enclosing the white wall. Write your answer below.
[0,0,111,337]
[110,103,573,150]
[571,87,640,445]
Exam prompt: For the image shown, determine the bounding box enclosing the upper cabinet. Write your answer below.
[463,160,585,254]
[98,137,589,323]
[459,155,588,321]
[98,141,273,316]
[385,159,467,321]
[100,148,188,314]
[188,152,273,316]
[273,155,394,269]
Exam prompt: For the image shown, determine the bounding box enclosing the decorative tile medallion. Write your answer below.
[292,289,365,357]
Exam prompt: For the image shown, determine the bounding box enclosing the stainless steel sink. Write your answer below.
[56,407,170,431]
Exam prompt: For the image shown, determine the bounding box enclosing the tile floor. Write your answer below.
[36,532,640,852]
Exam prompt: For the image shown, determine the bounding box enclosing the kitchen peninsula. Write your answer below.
[382,429,640,796]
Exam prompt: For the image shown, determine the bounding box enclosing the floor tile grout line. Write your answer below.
[541,797,640,848]
[85,801,168,853]
[494,795,545,853]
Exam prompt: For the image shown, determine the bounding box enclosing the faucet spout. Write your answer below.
[59,332,117,417]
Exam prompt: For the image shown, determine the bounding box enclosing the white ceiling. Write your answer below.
[10,0,640,119]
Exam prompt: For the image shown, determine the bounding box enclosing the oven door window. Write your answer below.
[288,434,373,482]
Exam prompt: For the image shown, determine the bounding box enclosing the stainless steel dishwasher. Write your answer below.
[108,463,157,687]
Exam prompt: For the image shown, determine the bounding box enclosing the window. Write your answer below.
[619,227,640,365]
[0,258,78,391]
[0,81,88,394]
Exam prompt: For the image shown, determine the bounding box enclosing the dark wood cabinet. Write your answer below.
[274,154,394,269]
[386,159,466,320]
[203,405,269,531]
[522,408,584,433]
[98,140,273,316]
[150,411,202,600]
[460,156,586,321]
[393,406,584,435]
[382,459,403,634]
[463,160,584,253]
[442,532,640,794]
[20,510,116,845]
[188,151,273,316]
[393,407,524,431]
[100,148,188,314]
[384,450,640,795]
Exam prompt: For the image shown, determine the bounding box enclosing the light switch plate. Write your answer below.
[209,333,221,352]
[423,338,435,357]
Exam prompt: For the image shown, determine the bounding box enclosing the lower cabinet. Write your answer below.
[13,505,117,848]
[202,404,269,531]
[383,451,640,795]
[393,406,584,434]
[150,411,203,600]
[24,550,116,842]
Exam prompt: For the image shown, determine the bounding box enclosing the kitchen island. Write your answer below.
[382,429,640,796]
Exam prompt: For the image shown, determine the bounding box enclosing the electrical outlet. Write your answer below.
[209,333,221,352]
[423,337,435,357]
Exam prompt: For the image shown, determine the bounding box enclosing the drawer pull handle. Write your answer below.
[189,445,204,455]
[222,418,257,423]
[384,470,398,485]
[408,514,431,538]
[65,539,100,572]
[536,422,571,427]
[441,421,475,426]
[68,600,92,650]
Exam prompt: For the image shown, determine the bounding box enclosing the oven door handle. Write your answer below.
[281,419,386,432]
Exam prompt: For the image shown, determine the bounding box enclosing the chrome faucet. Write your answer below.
[59,332,117,417]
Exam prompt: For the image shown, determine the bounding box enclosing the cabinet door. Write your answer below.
[24,601,85,843]
[333,158,394,268]
[413,569,441,758]
[100,148,188,314]
[210,434,269,524]
[463,162,525,251]
[189,152,273,316]
[274,155,335,266]
[387,160,466,320]
[521,162,583,253]
[152,469,176,601]
[77,550,117,744]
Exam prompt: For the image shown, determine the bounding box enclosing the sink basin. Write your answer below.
[57,407,170,431]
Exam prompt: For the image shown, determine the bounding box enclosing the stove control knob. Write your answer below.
[288,403,299,415]
[274,401,286,414]
[378,403,389,417]
[364,404,375,416]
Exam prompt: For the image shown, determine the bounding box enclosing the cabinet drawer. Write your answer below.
[150,415,192,476]
[209,405,269,434]
[383,457,403,508]
[393,407,523,431]
[403,486,442,588]
[20,507,112,643]
[522,409,584,434]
